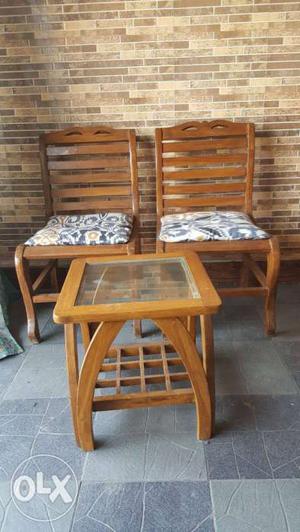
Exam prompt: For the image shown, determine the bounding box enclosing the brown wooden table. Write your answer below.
[53,252,221,451]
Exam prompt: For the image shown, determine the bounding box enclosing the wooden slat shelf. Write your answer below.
[95,341,191,403]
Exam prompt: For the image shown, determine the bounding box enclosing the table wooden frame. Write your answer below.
[54,252,221,451]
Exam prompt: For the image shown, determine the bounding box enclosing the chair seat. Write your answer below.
[159,211,270,243]
[25,213,133,246]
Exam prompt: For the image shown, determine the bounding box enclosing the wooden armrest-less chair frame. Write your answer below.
[15,126,140,343]
[155,120,280,335]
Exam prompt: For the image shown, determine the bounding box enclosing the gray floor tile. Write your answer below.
[144,432,206,481]
[274,341,300,370]
[143,481,213,532]
[175,404,197,433]
[229,320,266,342]
[275,342,300,392]
[215,357,248,395]
[20,343,67,368]
[32,433,86,480]
[145,405,176,434]
[176,397,256,437]
[292,372,300,390]
[232,432,272,479]
[275,303,300,341]
[0,398,49,416]
[233,341,299,394]
[276,479,300,532]
[74,481,213,532]
[221,299,261,322]
[3,366,68,399]
[277,283,300,304]
[93,407,148,436]
[0,353,26,386]
[210,479,289,532]
[0,353,26,400]
[253,395,300,430]
[83,434,147,482]
[263,430,300,478]
[211,313,232,342]
[206,431,273,480]
[204,441,238,480]
[0,494,76,532]
[72,482,144,532]
[0,435,34,481]
[40,398,73,434]
[0,415,42,437]
[0,385,6,402]
[215,396,256,434]
[214,338,247,395]
[3,341,71,400]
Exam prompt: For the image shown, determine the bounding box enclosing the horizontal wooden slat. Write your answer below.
[163,154,247,167]
[164,196,245,208]
[107,342,174,357]
[52,186,131,198]
[163,182,246,195]
[49,172,131,184]
[96,372,189,388]
[44,128,129,144]
[162,122,248,140]
[48,158,128,170]
[33,293,58,303]
[47,142,129,156]
[163,239,271,253]
[162,137,247,153]
[163,167,246,180]
[219,287,267,297]
[93,389,194,411]
[53,199,132,212]
[24,243,130,260]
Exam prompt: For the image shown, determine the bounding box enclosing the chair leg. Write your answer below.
[133,320,142,337]
[240,253,250,287]
[15,245,40,344]
[264,237,280,336]
[50,260,59,292]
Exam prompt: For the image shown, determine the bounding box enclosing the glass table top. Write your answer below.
[76,257,200,306]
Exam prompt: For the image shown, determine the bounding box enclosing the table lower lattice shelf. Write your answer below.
[92,340,195,412]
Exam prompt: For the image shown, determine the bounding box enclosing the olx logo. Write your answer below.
[11,455,78,522]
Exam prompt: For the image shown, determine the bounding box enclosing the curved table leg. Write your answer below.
[76,320,125,451]
[80,322,91,352]
[65,324,80,446]
[200,315,215,436]
[155,317,212,440]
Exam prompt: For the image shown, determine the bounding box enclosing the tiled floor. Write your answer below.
[0,284,300,531]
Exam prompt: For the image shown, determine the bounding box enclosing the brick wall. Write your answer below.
[1,0,300,264]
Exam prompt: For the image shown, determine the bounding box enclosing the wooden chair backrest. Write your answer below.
[155,120,255,219]
[40,126,139,220]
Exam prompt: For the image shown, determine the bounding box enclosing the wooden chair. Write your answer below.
[15,126,140,343]
[155,120,280,335]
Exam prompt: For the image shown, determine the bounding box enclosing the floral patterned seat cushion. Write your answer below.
[159,211,270,243]
[25,213,133,246]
